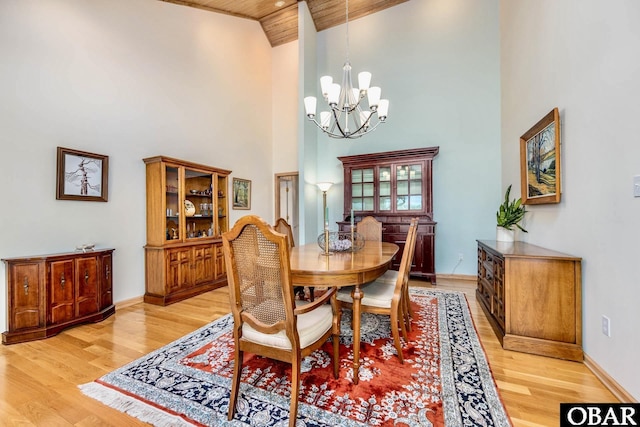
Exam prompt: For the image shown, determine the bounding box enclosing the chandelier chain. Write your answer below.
[345,0,349,61]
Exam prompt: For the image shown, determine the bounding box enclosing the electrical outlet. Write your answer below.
[602,315,611,337]
[458,253,464,262]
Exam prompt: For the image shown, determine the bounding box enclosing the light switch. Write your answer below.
[635,176,640,197]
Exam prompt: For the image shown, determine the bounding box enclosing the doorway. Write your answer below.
[275,172,299,245]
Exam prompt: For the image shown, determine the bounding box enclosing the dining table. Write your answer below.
[289,240,399,384]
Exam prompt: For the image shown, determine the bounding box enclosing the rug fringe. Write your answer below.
[79,382,194,426]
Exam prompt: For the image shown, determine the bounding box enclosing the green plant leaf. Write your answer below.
[496,184,527,232]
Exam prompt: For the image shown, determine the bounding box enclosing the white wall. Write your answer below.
[309,0,501,274]
[271,40,299,179]
[0,0,273,333]
[501,0,640,398]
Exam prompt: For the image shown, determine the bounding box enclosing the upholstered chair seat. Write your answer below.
[242,302,334,349]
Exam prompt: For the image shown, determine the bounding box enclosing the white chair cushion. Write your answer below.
[376,270,398,285]
[336,280,394,309]
[242,302,333,350]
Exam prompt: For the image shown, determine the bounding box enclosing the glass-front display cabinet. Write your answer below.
[143,156,231,305]
[337,147,439,283]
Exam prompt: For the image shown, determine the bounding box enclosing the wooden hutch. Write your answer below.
[337,147,439,283]
[143,156,231,305]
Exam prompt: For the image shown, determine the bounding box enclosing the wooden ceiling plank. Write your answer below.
[155,0,409,45]
[260,3,298,47]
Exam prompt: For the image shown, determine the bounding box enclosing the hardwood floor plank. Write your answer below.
[0,279,616,426]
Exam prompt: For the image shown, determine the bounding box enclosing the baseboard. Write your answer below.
[584,353,637,403]
[435,274,477,282]
[115,296,144,310]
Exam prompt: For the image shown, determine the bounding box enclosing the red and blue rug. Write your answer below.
[80,289,511,426]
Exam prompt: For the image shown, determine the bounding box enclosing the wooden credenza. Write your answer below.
[476,240,582,361]
[2,249,115,345]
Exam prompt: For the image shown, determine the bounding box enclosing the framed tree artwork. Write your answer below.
[232,177,251,210]
[56,147,109,202]
[520,108,561,205]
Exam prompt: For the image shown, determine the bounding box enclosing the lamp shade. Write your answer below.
[304,96,317,117]
[327,83,341,105]
[367,86,381,108]
[377,99,389,119]
[358,71,371,91]
[320,76,333,98]
[317,182,333,192]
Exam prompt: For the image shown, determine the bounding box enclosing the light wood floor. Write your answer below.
[0,278,617,426]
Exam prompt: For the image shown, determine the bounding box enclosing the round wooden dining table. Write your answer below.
[289,241,399,384]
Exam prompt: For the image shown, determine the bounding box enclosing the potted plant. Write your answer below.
[496,184,527,242]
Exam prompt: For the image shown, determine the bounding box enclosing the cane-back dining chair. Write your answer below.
[336,218,418,363]
[273,218,309,300]
[273,217,295,248]
[356,216,383,241]
[223,215,340,427]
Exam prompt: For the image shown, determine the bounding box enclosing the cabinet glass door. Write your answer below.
[165,166,179,242]
[379,166,391,211]
[217,175,227,235]
[352,168,375,211]
[184,168,214,240]
[396,164,422,211]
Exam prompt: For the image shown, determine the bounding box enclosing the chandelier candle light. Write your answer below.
[303,0,389,139]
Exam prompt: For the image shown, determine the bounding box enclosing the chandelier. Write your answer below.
[303,0,389,139]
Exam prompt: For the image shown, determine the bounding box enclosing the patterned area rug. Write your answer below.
[80,289,511,426]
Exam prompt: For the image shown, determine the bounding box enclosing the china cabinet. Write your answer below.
[2,248,115,344]
[477,240,582,361]
[337,147,439,283]
[143,156,231,305]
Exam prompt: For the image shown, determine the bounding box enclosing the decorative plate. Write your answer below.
[184,199,196,217]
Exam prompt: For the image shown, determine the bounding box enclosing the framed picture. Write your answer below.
[232,177,251,210]
[56,147,109,202]
[520,108,561,205]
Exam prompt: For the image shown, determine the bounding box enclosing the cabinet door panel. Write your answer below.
[49,260,74,324]
[9,263,42,330]
[193,245,214,285]
[76,257,99,317]
[166,248,191,292]
[215,244,225,280]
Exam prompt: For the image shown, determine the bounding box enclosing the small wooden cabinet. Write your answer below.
[143,156,231,305]
[2,249,115,345]
[477,240,582,361]
[337,148,439,283]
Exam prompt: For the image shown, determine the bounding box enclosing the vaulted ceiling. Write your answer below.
[156,0,409,47]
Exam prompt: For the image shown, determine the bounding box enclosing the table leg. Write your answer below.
[351,284,362,385]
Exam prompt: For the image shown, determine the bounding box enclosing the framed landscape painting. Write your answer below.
[56,147,109,202]
[520,108,561,205]
[232,178,251,210]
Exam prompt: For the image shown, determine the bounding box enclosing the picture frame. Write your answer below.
[232,177,251,210]
[56,147,109,202]
[520,108,561,205]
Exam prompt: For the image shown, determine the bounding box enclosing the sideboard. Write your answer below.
[2,248,115,345]
[476,240,582,361]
